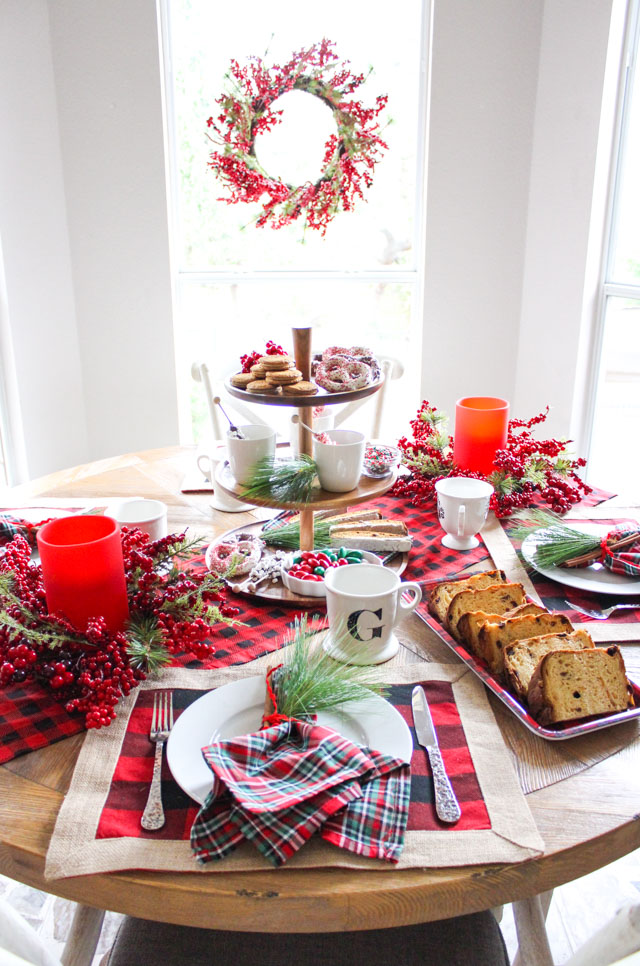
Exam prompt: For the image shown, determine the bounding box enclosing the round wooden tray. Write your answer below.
[224,371,385,408]
[207,518,408,607]
[215,461,398,512]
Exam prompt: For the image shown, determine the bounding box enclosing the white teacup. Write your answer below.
[313,429,365,493]
[197,448,252,513]
[435,477,493,550]
[227,425,276,486]
[324,564,422,665]
[107,498,168,541]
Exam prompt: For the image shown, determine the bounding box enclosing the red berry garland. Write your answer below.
[206,39,388,235]
[393,401,591,518]
[0,529,240,728]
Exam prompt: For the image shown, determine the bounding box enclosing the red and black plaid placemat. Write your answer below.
[95,680,490,844]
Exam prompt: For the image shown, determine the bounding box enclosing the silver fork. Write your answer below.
[566,600,640,620]
[141,691,173,831]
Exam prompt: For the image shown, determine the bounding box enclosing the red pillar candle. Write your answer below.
[37,516,129,633]
[453,397,510,475]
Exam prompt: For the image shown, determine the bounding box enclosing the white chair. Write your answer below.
[0,895,60,966]
[190,362,272,443]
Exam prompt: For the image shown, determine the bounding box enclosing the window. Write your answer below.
[162,0,428,443]
[587,0,640,494]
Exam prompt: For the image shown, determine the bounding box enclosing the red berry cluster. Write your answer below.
[0,529,239,728]
[393,401,591,517]
[206,40,388,235]
[239,340,286,373]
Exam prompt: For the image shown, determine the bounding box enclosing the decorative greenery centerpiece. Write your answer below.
[263,615,386,727]
[0,529,240,728]
[241,455,319,504]
[393,402,591,518]
[206,38,388,234]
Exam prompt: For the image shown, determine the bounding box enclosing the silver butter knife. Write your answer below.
[411,685,462,824]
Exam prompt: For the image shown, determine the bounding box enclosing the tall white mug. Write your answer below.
[107,498,168,541]
[324,564,422,665]
[435,477,493,550]
[226,425,276,485]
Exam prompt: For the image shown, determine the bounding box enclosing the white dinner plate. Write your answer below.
[166,676,413,804]
[521,522,640,596]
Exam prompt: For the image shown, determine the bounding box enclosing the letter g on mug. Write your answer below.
[324,565,422,665]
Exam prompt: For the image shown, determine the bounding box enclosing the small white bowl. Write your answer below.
[281,550,382,598]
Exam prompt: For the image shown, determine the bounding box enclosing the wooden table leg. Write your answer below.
[61,904,105,966]
[512,893,554,966]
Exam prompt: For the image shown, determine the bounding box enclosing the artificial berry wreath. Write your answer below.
[393,402,591,518]
[206,39,388,234]
[0,529,240,728]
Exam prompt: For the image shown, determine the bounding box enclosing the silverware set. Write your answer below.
[141,691,174,831]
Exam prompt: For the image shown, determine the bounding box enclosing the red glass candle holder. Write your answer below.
[453,396,510,475]
[37,516,129,633]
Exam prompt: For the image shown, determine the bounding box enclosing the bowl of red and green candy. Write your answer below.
[281,547,381,597]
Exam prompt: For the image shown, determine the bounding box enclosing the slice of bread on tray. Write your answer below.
[527,645,633,725]
[458,602,546,657]
[446,583,526,642]
[428,570,506,623]
[503,629,595,700]
[478,612,574,677]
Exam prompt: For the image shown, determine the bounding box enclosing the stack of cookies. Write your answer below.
[231,355,318,396]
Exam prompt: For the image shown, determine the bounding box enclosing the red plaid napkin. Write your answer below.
[601,526,640,577]
[191,720,410,867]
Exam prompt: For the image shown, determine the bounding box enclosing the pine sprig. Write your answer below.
[511,509,601,569]
[262,517,332,550]
[241,455,319,504]
[126,615,173,672]
[272,615,387,719]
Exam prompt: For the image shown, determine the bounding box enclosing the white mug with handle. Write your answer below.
[435,477,494,550]
[323,564,422,665]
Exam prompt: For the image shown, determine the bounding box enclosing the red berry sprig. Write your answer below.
[239,339,286,373]
[393,401,591,517]
[0,529,240,728]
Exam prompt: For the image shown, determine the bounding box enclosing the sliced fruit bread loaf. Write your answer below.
[503,629,595,701]
[446,583,526,642]
[458,603,546,657]
[478,612,574,677]
[428,570,506,623]
[527,645,633,725]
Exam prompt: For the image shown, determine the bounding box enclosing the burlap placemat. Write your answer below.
[45,653,543,879]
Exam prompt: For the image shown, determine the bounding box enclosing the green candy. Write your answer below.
[313,566,326,576]
[338,547,348,559]
[346,551,363,561]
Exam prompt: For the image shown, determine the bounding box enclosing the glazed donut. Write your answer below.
[315,357,370,392]
[207,535,262,576]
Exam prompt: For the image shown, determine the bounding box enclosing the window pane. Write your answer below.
[169,0,423,272]
[609,19,640,284]
[175,280,420,444]
[588,296,640,492]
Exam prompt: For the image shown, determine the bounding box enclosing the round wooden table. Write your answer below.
[2,447,640,964]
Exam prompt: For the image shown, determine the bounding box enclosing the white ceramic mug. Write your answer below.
[196,447,252,513]
[313,429,365,493]
[226,425,276,486]
[107,498,168,541]
[435,477,493,550]
[324,564,422,665]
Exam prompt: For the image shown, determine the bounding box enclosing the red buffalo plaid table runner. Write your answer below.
[0,486,619,766]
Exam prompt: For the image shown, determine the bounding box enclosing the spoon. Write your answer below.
[213,398,245,439]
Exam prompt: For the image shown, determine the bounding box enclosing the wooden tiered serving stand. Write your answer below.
[221,327,397,550]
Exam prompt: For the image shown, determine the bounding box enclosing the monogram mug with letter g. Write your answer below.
[435,477,493,551]
[323,564,422,665]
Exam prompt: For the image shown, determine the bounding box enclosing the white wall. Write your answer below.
[421,0,544,419]
[48,0,179,463]
[0,0,87,482]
